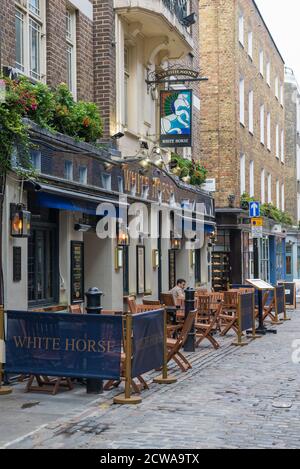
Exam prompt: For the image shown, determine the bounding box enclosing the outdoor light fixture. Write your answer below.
[117,222,129,246]
[111,132,125,140]
[152,249,160,270]
[74,223,92,233]
[190,250,196,268]
[10,204,31,238]
[115,247,124,271]
[182,13,197,27]
[140,140,149,150]
[170,231,182,250]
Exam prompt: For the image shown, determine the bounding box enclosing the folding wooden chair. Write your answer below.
[219,291,239,336]
[195,301,221,349]
[166,310,197,372]
[69,304,84,314]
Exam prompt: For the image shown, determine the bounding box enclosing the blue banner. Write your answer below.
[132,310,164,378]
[5,311,122,380]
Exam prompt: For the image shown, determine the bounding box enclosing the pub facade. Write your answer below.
[3,124,215,312]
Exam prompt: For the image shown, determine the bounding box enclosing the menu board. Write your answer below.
[71,241,84,304]
[246,279,274,290]
[136,246,145,295]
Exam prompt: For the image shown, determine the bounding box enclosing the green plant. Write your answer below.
[240,192,256,209]
[260,203,294,226]
[170,153,207,187]
[0,77,104,174]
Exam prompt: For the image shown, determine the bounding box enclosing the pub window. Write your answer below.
[64,160,73,180]
[79,165,87,185]
[101,173,112,191]
[30,149,41,173]
[15,0,46,81]
[118,176,124,193]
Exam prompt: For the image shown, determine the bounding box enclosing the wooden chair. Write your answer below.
[69,304,84,314]
[195,300,221,350]
[143,299,161,306]
[219,291,239,336]
[166,310,197,372]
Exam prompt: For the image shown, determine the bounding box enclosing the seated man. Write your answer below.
[170,279,186,306]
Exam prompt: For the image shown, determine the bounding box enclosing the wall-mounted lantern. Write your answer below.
[152,249,160,270]
[115,247,124,271]
[117,222,129,246]
[10,204,31,238]
[170,231,182,250]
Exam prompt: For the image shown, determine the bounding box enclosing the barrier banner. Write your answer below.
[5,311,122,380]
[239,293,254,332]
[131,310,164,378]
[275,286,285,317]
[278,282,296,308]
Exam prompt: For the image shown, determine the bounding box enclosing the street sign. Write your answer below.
[251,217,263,239]
[249,202,260,218]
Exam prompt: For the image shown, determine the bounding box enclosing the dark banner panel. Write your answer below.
[278,282,296,308]
[6,311,122,380]
[275,286,285,316]
[132,310,164,378]
[239,294,254,332]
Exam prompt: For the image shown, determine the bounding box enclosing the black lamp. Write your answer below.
[10,204,31,238]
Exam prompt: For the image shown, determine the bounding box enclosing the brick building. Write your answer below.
[284,67,300,281]
[199,0,287,287]
[0,1,215,313]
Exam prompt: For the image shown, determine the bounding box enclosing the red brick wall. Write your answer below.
[46,0,68,88]
[93,0,116,139]
[0,0,16,68]
[76,10,94,102]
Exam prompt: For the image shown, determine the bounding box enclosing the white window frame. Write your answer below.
[239,77,245,126]
[281,129,284,163]
[275,76,279,100]
[64,160,73,181]
[239,13,244,47]
[66,7,77,99]
[240,154,246,195]
[281,184,285,211]
[260,104,265,145]
[267,112,271,151]
[268,174,272,203]
[261,169,265,204]
[280,83,284,107]
[276,124,279,159]
[249,90,254,134]
[276,180,280,208]
[15,1,46,81]
[248,31,253,59]
[259,50,264,77]
[266,61,271,87]
[249,161,254,197]
[79,165,88,185]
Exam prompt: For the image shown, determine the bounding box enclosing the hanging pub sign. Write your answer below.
[71,241,84,304]
[160,89,193,148]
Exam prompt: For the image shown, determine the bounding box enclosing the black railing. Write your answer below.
[162,0,188,25]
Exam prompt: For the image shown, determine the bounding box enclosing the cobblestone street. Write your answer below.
[1,309,300,449]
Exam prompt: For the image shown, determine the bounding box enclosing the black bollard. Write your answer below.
[85,288,104,394]
[184,287,196,352]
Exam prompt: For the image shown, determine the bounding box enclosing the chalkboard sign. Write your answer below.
[278,282,296,309]
[71,241,84,304]
[239,293,255,332]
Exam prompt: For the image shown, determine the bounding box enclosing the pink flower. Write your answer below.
[31,103,38,111]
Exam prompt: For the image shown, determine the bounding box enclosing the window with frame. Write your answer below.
[66,8,77,97]
[249,90,254,134]
[259,50,264,76]
[266,61,271,86]
[79,166,87,185]
[239,13,244,46]
[267,112,271,151]
[15,0,45,80]
[64,160,73,181]
[249,160,254,197]
[239,77,245,125]
[124,47,130,128]
[260,104,265,144]
[240,154,246,195]
[261,169,265,204]
[276,124,279,158]
[248,31,253,59]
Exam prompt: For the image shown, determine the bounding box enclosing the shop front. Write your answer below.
[214,209,287,289]
[2,125,215,313]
